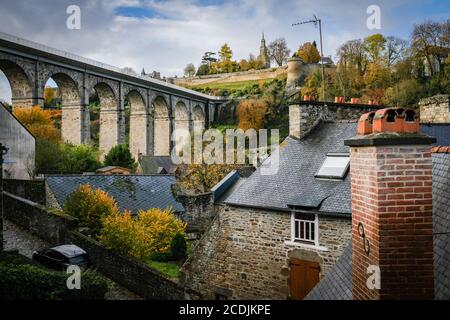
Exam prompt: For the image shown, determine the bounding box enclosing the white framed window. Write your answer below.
[291,212,319,246]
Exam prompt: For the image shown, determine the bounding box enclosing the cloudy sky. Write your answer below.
[1,0,449,102]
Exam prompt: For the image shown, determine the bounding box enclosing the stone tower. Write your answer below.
[258,33,270,69]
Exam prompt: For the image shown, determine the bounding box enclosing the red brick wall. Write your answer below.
[350,145,434,300]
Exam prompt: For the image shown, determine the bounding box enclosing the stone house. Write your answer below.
[96,166,132,175]
[0,102,35,180]
[181,97,450,300]
[137,155,177,175]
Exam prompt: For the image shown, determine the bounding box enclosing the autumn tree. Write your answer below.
[296,42,321,64]
[175,163,239,194]
[43,87,59,107]
[268,38,291,66]
[385,36,408,67]
[13,106,61,144]
[184,63,196,77]
[236,99,269,131]
[412,20,449,76]
[64,184,120,237]
[100,208,186,260]
[218,43,233,61]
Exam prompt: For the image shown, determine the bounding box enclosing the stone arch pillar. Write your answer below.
[153,96,171,156]
[127,89,149,159]
[44,72,86,145]
[94,82,120,157]
[0,59,34,109]
[174,100,190,154]
[193,104,206,133]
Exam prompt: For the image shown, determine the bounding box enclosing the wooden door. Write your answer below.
[289,258,320,300]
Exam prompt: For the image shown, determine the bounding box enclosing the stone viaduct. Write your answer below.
[0,32,226,158]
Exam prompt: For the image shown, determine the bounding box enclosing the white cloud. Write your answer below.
[0,0,442,102]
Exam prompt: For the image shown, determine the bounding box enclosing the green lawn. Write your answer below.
[146,260,181,279]
[188,79,266,91]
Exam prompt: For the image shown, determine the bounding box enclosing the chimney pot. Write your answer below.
[372,108,419,134]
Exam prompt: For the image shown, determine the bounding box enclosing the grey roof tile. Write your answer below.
[223,122,355,216]
[46,175,184,214]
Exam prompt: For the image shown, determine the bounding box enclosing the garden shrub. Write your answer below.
[170,233,187,261]
[100,208,187,260]
[64,184,120,237]
[0,263,108,300]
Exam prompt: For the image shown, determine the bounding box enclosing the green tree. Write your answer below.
[196,63,210,76]
[103,144,136,170]
[363,34,386,62]
[35,138,63,174]
[60,144,101,173]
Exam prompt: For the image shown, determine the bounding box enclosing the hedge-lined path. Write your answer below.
[3,220,142,300]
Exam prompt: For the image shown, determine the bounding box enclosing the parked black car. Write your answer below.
[32,244,91,271]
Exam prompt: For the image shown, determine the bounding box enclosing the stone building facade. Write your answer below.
[181,204,351,299]
[419,94,450,123]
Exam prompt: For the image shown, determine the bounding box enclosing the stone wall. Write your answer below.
[3,191,186,300]
[289,102,381,139]
[176,192,215,233]
[181,204,351,299]
[3,192,76,245]
[3,179,45,204]
[68,231,185,300]
[419,94,450,123]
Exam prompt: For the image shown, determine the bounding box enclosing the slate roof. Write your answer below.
[46,175,184,215]
[432,152,450,300]
[138,156,177,174]
[305,152,450,300]
[305,241,353,300]
[421,124,450,146]
[223,122,356,216]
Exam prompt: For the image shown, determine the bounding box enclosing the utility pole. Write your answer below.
[293,15,326,101]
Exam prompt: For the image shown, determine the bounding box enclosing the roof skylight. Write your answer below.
[315,153,350,179]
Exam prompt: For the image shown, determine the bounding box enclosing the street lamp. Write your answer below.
[0,143,8,251]
[293,15,326,101]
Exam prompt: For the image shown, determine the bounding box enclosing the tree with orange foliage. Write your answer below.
[13,106,61,143]
[236,99,269,131]
[296,42,321,64]
[64,184,120,237]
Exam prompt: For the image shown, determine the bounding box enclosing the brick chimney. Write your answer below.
[345,108,436,300]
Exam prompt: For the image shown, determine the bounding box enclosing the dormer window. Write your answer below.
[315,153,349,180]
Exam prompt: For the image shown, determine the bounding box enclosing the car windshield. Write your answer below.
[69,255,87,265]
